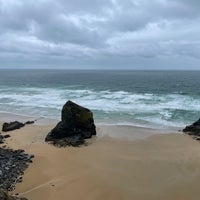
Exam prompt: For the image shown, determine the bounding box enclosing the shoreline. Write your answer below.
[1,115,200,199]
[0,111,58,126]
[1,121,200,200]
[0,111,181,142]
[0,111,182,131]
[2,109,200,200]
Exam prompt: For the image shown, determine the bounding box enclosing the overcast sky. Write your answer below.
[0,0,200,69]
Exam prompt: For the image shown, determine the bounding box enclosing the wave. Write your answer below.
[0,86,199,128]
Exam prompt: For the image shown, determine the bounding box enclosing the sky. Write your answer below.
[0,0,200,69]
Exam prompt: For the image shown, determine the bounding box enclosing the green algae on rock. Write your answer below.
[45,100,96,147]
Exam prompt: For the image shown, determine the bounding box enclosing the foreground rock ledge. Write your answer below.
[0,147,34,191]
[0,146,32,200]
[45,100,96,147]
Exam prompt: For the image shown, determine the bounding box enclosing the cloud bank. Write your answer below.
[0,0,200,69]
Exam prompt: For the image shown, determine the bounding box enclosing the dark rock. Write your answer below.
[49,135,85,147]
[24,121,34,125]
[3,135,11,139]
[2,122,24,132]
[183,118,200,136]
[0,190,8,200]
[2,120,35,133]
[0,147,33,191]
[0,135,4,144]
[45,100,96,147]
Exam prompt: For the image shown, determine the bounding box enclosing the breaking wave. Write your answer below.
[0,86,200,128]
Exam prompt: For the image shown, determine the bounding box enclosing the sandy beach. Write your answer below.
[0,120,200,200]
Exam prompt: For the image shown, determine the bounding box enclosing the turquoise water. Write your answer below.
[0,70,200,128]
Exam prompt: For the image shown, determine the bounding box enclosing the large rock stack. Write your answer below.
[45,100,96,147]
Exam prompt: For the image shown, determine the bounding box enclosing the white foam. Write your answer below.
[0,86,200,128]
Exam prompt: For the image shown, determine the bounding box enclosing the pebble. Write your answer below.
[0,147,33,191]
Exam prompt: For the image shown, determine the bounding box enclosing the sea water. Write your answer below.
[0,69,199,129]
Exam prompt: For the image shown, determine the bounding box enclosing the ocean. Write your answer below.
[0,69,199,129]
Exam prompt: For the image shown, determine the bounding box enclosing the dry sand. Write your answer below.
[1,122,200,200]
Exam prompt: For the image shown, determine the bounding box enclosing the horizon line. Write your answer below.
[0,68,200,71]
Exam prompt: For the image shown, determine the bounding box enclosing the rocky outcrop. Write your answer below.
[183,118,200,140]
[2,121,24,132]
[0,124,32,200]
[24,121,34,125]
[45,100,96,147]
[0,190,27,200]
[0,148,34,191]
[2,121,35,132]
[183,118,200,135]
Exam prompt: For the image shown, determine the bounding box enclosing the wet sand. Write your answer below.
[1,122,200,200]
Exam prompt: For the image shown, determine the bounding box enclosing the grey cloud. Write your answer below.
[36,14,105,47]
[58,0,113,14]
[0,0,199,69]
